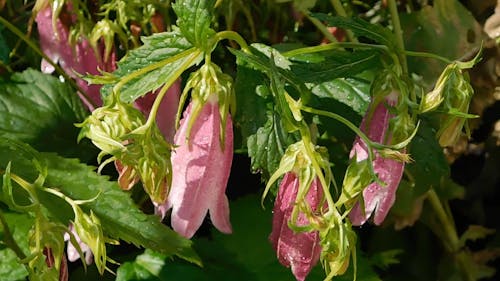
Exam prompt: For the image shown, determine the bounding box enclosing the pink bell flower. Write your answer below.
[349,92,405,225]
[270,172,323,281]
[163,95,233,238]
[36,5,116,111]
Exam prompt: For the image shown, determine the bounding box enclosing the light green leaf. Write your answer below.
[101,31,202,102]
[0,68,89,157]
[0,139,200,265]
[172,0,216,51]
[0,209,32,281]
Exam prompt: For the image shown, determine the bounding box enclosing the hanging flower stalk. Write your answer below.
[155,62,234,238]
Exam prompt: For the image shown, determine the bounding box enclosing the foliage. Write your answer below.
[0,0,499,281]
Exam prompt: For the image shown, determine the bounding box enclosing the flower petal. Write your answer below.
[167,98,232,238]
[270,173,322,281]
[349,93,405,225]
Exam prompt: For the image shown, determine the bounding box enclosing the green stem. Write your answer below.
[215,31,251,53]
[144,49,202,129]
[427,189,473,281]
[298,125,336,211]
[0,210,27,260]
[329,0,358,42]
[405,50,453,64]
[300,105,382,186]
[387,0,408,74]
[304,12,338,43]
[427,189,460,251]
[0,15,97,109]
[282,42,389,58]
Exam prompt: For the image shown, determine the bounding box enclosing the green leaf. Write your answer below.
[233,64,269,144]
[172,0,216,51]
[311,77,371,116]
[400,0,482,88]
[101,31,203,102]
[0,139,200,265]
[247,111,297,180]
[311,14,397,50]
[0,209,32,281]
[117,248,215,281]
[230,45,310,100]
[406,119,449,196]
[0,68,90,157]
[459,225,496,247]
[115,195,309,281]
[290,50,381,84]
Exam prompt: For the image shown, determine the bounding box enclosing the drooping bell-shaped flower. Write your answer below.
[348,92,406,225]
[270,172,323,281]
[36,4,116,110]
[263,140,332,281]
[165,96,233,238]
[159,62,234,238]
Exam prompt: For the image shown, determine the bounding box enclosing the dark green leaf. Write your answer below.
[233,64,269,145]
[291,50,381,84]
[0,139,200,265]
[0,27,9,64]
[230,45,310,100]
[406,119,449,195]
[0,68,90,158]
[101,32,202,102]
[172,0,216,50]
[311,77,371,116]
[247,111,297,180]
[311,14,397,50]
[115,195,311,281]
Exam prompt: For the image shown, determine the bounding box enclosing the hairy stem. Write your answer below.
[387,0,408,74]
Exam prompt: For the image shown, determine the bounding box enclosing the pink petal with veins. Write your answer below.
[349,93,405,225]
[166,97,233,238]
